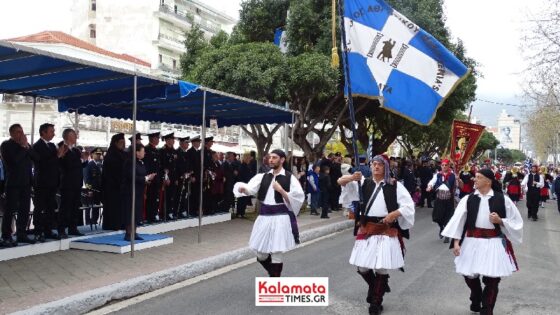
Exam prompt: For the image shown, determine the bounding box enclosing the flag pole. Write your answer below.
[337,0,363,203]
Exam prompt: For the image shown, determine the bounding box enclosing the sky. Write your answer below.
[0,0,546,127]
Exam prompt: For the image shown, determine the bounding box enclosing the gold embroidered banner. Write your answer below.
[449,120,486,172]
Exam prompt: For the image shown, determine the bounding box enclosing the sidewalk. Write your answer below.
[0,210,351,314]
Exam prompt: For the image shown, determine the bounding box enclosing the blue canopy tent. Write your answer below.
[58,81,294,127]
[0,40,296,252]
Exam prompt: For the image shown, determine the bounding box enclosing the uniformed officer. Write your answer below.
[202,136,215,215]
[84,147,103,225]
[128,133,143,152]
[144,131,162,223]
[160,132,178,220]
[186,136,202,215]
[176,136,191,218]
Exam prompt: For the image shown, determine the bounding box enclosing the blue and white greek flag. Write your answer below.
[274,28,288,53]
[343,0,469,125]
[524,158,532,170]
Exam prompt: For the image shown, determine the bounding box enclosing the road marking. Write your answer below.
[87,228,351,314]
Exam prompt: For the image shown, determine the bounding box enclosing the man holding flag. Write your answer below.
[338,0,469,313]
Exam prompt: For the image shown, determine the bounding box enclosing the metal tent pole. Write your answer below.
[30,96,37,143]
[198,90,207,243]
[130,75,138,258]
[291,113,295,158]
[284,102,290,166]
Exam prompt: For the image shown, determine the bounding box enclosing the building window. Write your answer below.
[159,54,163,63]
[172,59,177,69]
[196,8,200,14]
[90,29,96,38]
[160,0,164,6]
[91,0,96,11]
[174,5,178,13]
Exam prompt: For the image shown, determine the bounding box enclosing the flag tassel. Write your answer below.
[331,0,339,69]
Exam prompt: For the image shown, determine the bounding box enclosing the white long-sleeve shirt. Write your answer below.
[427,172,453,191]
[233,168,305,215]
[442,189,523,245]
[520,173,544,192]
[340,179,415,230]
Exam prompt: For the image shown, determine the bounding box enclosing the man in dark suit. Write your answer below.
[186,136,202,215]
[144,131,162,223]
[32,123,64,242]
[0,124,38,246]
[329,154,343,211]
[57,128,86,238]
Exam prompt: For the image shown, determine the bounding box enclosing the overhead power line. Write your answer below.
[475,98,533,108]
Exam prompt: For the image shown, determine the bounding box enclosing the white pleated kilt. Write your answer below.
[455,237,517,278]
[249,214,296,253]
[349,235,404,270]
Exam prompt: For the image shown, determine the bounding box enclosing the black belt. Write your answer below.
[363,216,385,223]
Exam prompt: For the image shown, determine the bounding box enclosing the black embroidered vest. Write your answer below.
[257,170,292,204]
[527,174,541,193]
[465,191,506,231]
[356,178,410,239]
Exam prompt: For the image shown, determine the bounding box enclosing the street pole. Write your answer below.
[130,75,137,258]
[198,90,207,244]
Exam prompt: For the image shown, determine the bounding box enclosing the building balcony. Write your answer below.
[155,63,181,79]
[158,4,220,34]
[155,32,185,53]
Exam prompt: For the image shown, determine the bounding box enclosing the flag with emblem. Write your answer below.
[342,0,469,125]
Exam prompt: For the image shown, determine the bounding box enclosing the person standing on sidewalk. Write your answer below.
[234,149,304,277]
[521,165,544,221]
[338,154,415,315]
[554,169,560,214]
[0,124,39,246]
[306,164,320,216]
[442,168,523,314]
[235,153,254,218]
[319,165,332,219]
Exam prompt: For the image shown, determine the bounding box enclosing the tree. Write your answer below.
[237,0,289,43]
[180,25,209,78]
[496,148,526,165]
[472,131,500,160]
[525,103,560,161]
[522,1,560,161]
[209,30,229,49]
[510,149,527,164]
[185,42,289,160]
[522,1,560,87]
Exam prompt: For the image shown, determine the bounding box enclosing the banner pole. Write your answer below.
[338,0,363,203]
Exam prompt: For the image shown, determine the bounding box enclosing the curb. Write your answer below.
[12,219,354,315]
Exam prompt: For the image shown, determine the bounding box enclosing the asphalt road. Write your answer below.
[111,202,560,315]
